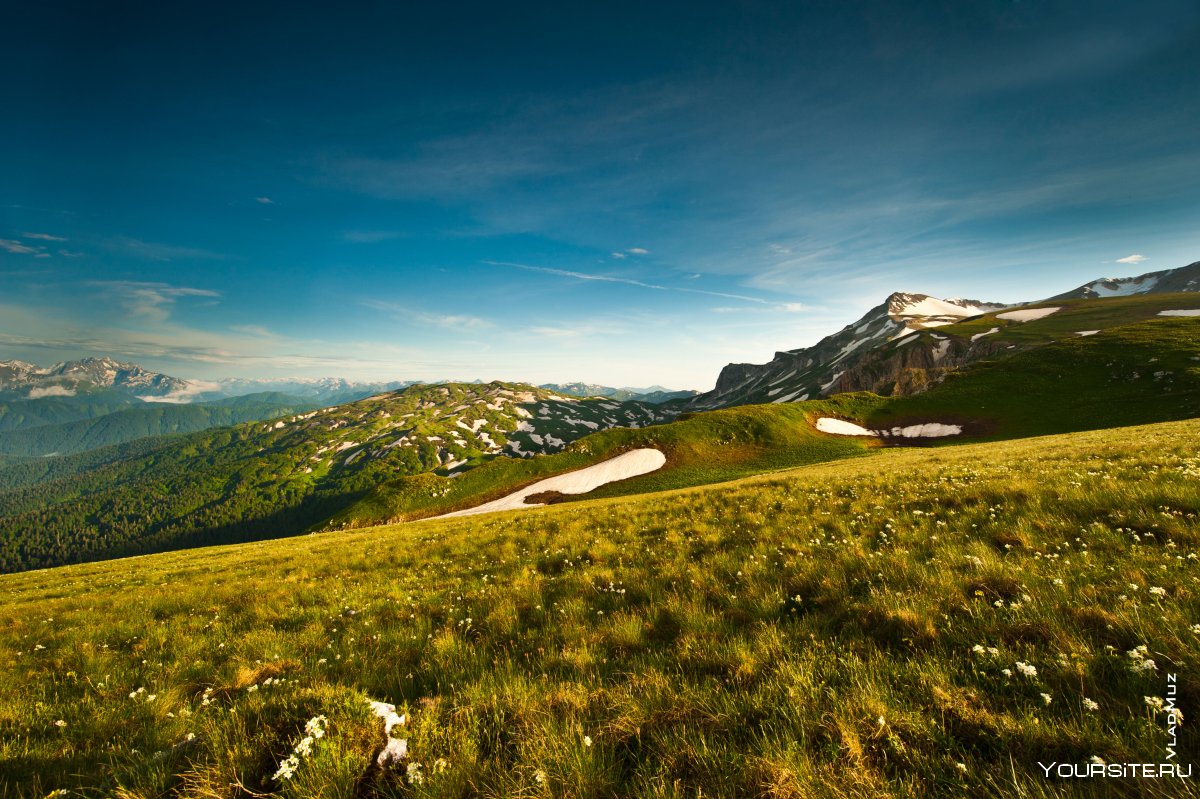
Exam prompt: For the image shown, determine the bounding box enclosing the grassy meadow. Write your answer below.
[2,418,1198,797]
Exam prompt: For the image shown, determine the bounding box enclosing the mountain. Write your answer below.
[689,260,1200,412]
[1047,259,1200,300]
[0,391,322,457]
[685,293,1006,410]
[0,389,143,431]
[188,376,414,405]
[308,311,1200,531]
[539,382,699,404]
[0,356,190,399]
[0,382,677,571]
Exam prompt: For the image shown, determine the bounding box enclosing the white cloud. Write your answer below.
[1116,253,1147,264]
[0,239,38,254]
[27,385,75,398]
[360,299,492,330]
[627,247,649,255]
[487,260,799,309]
[230,324,277,338]
[611,251,628,259]
[108,237,227,261]
[87,280,221,322]
[23,233,66,241]
[255,196,275,205]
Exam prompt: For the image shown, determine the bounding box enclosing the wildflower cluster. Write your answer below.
[1126,645,1158,674]
[127,686,156,702]
[272,715,328,782]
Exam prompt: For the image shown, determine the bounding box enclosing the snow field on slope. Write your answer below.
[996,307,1060,322]
[432,449,667,519]
[815,418,962,438]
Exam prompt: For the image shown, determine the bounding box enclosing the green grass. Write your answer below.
[328,399,882,528]
[939,292,1200,345]
[870,316,1200,438]
[334,317,1200,527]
[2,418,1198,797]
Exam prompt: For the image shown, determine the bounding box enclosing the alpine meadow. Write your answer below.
[2,3,1199,798]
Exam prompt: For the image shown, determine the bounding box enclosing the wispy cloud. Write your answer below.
[485,260,796,309]
[254,196,275,205]
[343,229,407,243]
[108,237,228,262]
[1116,253,1147,264]
[360,299,492,330]
[23,232,66,241]
[86,280,221,322]
[0,239,39,254]
[230,324,277,338]
[627,247,649,255]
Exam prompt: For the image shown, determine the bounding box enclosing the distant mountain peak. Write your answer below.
[1047,260,1200,301]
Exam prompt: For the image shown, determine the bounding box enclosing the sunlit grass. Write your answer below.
[2,419,1198,797]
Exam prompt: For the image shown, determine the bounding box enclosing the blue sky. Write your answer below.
[1,1,1198,390]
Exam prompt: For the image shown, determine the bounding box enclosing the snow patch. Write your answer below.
[432,449,667,519]
[971,327,999,342]
[773,388,808,403]
[1158,309,1200,317]
[1088,275,1159,297]
[1075,330,1100,336]
[815,418,875,436]
[898,297,989,318]
[816,418,962,438]
[996,307,1060,322]
[819,371,845,393]
[887,423,962,438]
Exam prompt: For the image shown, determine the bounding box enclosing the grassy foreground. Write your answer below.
[2,419,1199,797]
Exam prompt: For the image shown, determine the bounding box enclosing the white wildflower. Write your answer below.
[1040,693,1052,706]
[1083,698,1099,712]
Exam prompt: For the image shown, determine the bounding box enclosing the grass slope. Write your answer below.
[938,292,1200,348]
[1,419,1197,797]
[0,383,673,572]
[333,316,1200,526]
[869,316,1200,437]
[327,401,879,529]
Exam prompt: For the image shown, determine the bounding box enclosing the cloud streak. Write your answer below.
[485,260,799,309]
[360,299,492,330]
[86,280,221,322]
[0,239,39,254]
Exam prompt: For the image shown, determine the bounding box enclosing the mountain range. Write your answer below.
[1,258,1199,572]
[685,259,1200,410]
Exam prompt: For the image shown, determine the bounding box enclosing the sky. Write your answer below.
[1,1,1198,391]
